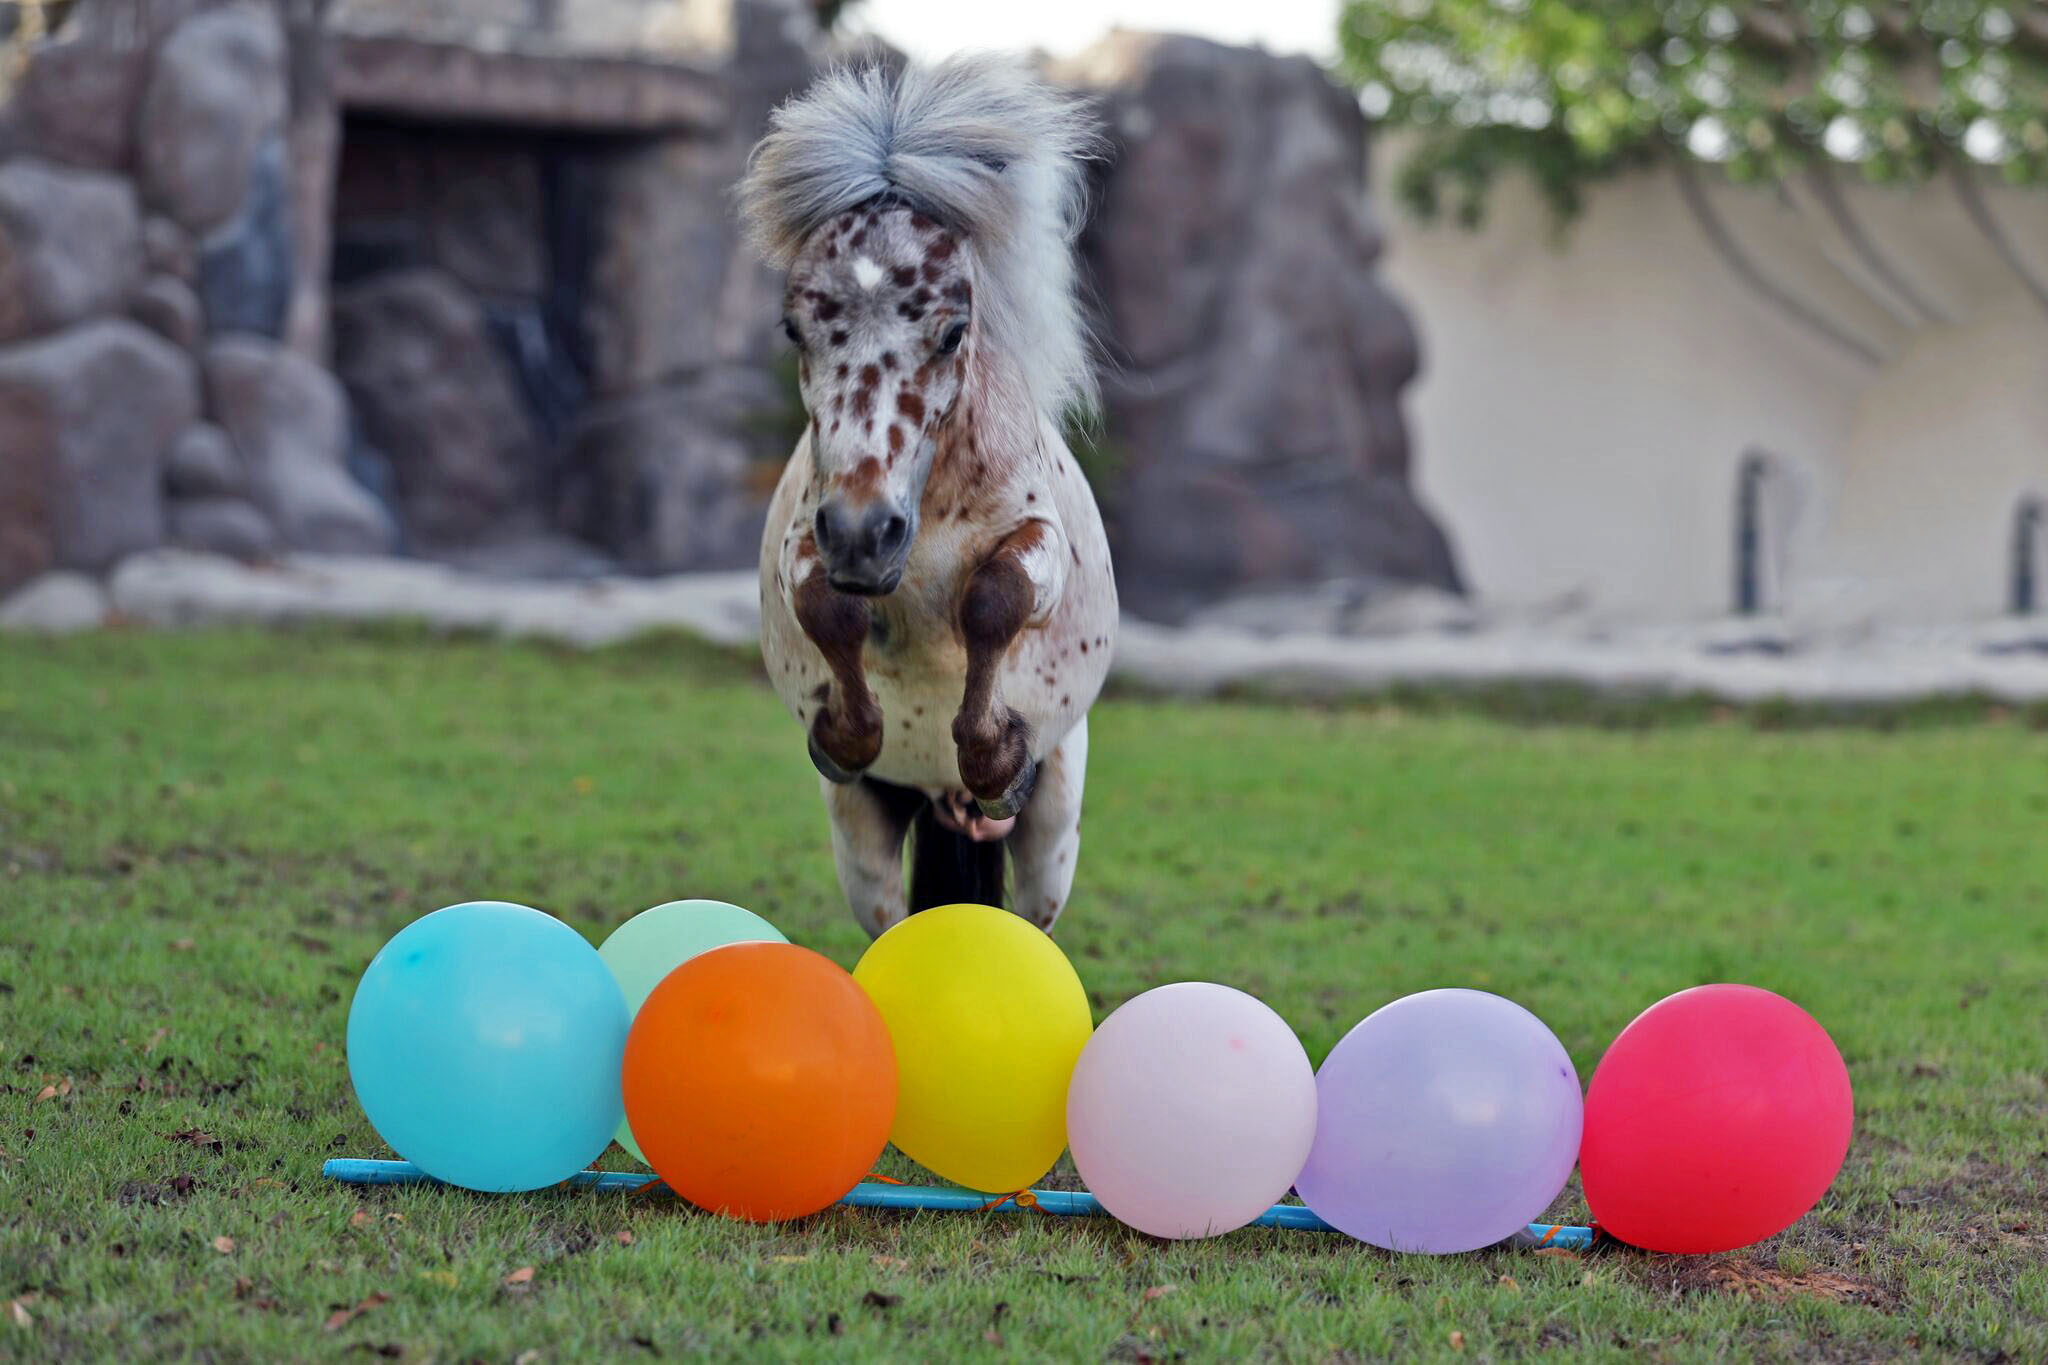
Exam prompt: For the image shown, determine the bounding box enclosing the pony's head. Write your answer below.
[779,203,975,595]
[738,57,1102,595]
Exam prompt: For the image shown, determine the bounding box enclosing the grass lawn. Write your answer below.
[2,628,2045,1361]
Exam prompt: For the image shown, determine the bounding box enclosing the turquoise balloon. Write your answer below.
[347,901,629,1192]
[597,899,787,1164]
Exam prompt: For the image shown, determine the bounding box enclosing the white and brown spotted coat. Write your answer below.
[758,203,1117,935]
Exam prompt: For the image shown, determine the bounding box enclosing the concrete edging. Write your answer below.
[6,551,2048,704]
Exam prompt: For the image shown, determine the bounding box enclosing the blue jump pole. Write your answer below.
[321,1157,1596,1251]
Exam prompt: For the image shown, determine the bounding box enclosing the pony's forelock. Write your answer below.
[735,55,1104,421]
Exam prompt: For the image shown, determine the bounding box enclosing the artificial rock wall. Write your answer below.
[0,0,395,590]
[1,6,1463,622]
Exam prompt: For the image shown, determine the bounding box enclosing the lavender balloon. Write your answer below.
[1067,983,1317,1239]
[1295,989,1582,1254]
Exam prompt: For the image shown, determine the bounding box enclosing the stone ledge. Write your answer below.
[9,552,2048,704]
[1113,621,2048,705]
[0,572,110,634]
[331,31,727,133]
[101,550,762,649]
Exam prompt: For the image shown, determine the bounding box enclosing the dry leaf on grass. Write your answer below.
[145,1028,168,1054]
[322,1292,390,1332]
[349,1210,370,1229]
[31,1086,55,1106]
[1141,1285,1176,1302]
[770,1254,809,1265]
[170,938,195,952]
[165,1127,223,1154]
[871,1254,910,1270]
[614,1231,634,1247]
[1449,1329,1467,1350]
[211,1236,235,1254]
[503,1266,535,1287]
[7,1298,31,1328]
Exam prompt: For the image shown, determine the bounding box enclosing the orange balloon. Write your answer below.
[620,941,896,1221]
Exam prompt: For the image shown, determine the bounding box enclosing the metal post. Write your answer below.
[2013,495,2042,617]
[1734,451,1767,616]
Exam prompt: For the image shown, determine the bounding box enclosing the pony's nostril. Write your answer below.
[877,514,910,555]
[816,503,907,578]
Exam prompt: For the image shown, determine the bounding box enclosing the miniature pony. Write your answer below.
[738,57,1116,937]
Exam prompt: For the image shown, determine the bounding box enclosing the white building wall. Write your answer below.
[1380,148,2048,624]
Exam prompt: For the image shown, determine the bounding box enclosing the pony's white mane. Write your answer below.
[736,55,1103,422]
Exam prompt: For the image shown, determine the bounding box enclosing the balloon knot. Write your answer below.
[976,1189,1048,1214]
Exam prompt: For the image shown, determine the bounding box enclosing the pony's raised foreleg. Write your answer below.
[1006,717,1087,931]
[821,776,912,938]
[953,519,1063,819]
[793,568,883,783]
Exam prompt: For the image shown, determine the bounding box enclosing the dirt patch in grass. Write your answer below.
[1622,1254,1898,1311]
[1707,1260,1897,1309]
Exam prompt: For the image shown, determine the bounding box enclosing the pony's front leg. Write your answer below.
[794,570,883,783]
[1007,717,1087,931]
[953,519,1063,818]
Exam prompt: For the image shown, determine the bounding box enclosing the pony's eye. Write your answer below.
[936,321,968,356]
[781,318,803,348]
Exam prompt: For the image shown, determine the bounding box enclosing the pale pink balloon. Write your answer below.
[1067,982,1318,1239]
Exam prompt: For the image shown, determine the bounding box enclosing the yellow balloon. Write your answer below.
[853,904,1093,1192]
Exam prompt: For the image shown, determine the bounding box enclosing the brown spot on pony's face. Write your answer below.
[782,203,974,595]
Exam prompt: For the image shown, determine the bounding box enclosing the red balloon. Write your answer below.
[1580,984,1852,1254]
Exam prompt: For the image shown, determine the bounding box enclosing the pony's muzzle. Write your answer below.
[815,499,913,596]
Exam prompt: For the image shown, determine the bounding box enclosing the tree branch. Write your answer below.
[1800,164,1950,325]
[1671,157,1885,367]
[1950,162,2048,318]
[1773,179,1915,328]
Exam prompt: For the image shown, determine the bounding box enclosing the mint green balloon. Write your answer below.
[597,899,787,1163]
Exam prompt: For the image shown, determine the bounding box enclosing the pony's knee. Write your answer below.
[960,556,1034,652]
[794,573,872,652]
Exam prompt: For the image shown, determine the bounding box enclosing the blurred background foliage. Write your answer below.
[1336,1,2048,226]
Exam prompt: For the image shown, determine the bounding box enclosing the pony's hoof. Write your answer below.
[809,729,866,784]
[975,756,1037,822]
